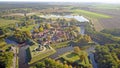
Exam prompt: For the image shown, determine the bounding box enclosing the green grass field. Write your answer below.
[61,51,91,66]
[51,41,70,49]
[20,24,37,31]
[72,9,111,31]
[92,4,120,10]
[51,40,78,49]
[61,52,80,62]
[72,9,111,19]
[0,19,18,27]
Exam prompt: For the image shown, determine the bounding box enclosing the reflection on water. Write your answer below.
[40,15,89,22]
[5,39,17,45]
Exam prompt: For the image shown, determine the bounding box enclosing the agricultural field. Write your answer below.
[2,12,38,17]
[92,4,120,10]
[79,4,120,30]
[72,9,111,19]
[71,9,112,31]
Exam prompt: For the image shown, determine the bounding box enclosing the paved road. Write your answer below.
[49,46,73,59]
[18,46,29,68]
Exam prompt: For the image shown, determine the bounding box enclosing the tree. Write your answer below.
[71,31,77,38]
[78,38,87,43]
[47,36,51,42]
[35,62,45,68]
[78,34,92,44]
[75,27,81,33]
[45,23,51,29]
[34,28,39,33]
[64,64,69,68]
[0,52,13,68]
[80,54,85,61]
[25,31,32,38]
[62,34,67,41]
[94,44,120,68]
[39,26,44,32]
[34,58,71,68]
[56,61,64,68]
[0,28,4,35]
[14,30,27,43]
[69,65,72,68]
[84,34,92,42]
[74,46,81,55]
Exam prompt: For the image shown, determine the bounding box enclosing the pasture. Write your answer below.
[72,9,111,19]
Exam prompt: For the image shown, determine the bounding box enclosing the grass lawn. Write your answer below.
[61,51,91,66]
[72,9,107,31]
[0,19,18,27]
[29,45,56,65]
[93,4,120,10]
[50,40,78,49]
[72,9,111,19]
[51,41,70,49]
[20,24,38,31]
[61,52,80,62]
